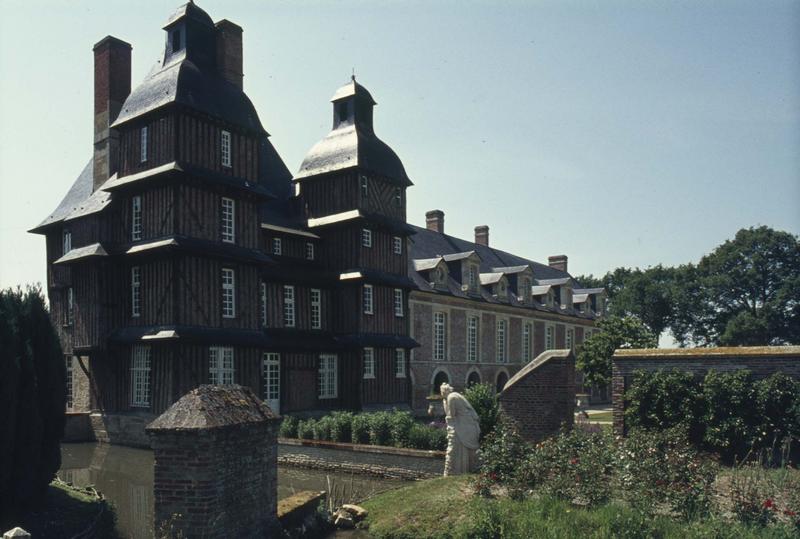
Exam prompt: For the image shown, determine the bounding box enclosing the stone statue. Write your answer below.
[440,383,480,475]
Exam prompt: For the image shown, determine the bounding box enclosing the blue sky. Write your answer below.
[1,0,798,291]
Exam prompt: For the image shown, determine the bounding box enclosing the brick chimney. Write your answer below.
[475,225,489,246]
[216,20,243,90]
[548,255,568,273]
[426,210,444,234]
[93,36,131,191]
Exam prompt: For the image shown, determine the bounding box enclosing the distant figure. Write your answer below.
[440,383,480,475]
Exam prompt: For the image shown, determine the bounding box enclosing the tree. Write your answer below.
[670,226,800,346]
[576,315,658,387]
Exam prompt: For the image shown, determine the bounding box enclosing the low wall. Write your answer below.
[90,412,154,448]
[63,412,94,442]
[612,346,800,435]
[278,438,444,479]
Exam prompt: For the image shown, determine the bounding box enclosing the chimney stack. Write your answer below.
[216,20,243,90]
[475,225,489,246]
[93,36,131,191]
[426,210,444,234]
[548,255,568,273]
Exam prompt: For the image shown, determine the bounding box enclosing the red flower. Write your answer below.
[784,509,796,517]
[762,499,774,509]
[569,458,579,465]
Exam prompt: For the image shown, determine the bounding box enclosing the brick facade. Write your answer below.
[612,346,800,436]
[498,349,576,442]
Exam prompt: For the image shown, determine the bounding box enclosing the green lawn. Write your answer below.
[584,411,613,422]
[360,476,798,539]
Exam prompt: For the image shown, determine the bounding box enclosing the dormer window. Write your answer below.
[338,101,349,123]
[221,131,231,168]
[519,278,530,302]
[498,282,506,297]
[468,265,478,291]
[553,286,562,307]
[171,28,182,52]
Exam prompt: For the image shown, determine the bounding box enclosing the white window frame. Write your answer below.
[262,352,280,402]
[362,284,373,315]
[523,322,532,362]
[209,346,235,385]
[221,130,231,168]
[65,356,74,409]
[393,288,404,317]
[272,237,282,255]
[131,266,141,318]
[545,324,555,350]
[318,354,338,399]
[393,236,402,255]
[433,311,447,361]
[221,197,235,243]
[222,268,235,318]
[496,319,507,363]
[140,126,148,163]
[362,228,372,248]
[363,347,375,379]
[66,287,74,326]
[306,242,315,260]
[260,282,268,328]
[63,229,72,255]
[311,288,321,329]
[131,345,151,407]
[395,348,406,378]
[131,196,142,241]
[467,315,479,362]
[566,327,575,351]
[283,285,295,327]
[468,264,478,291]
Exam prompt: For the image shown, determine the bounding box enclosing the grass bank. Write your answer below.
[361,476,798,539]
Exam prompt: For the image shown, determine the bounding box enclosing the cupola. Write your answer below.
[163,1,216,69]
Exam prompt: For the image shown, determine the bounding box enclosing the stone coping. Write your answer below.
[65,411,91,417]
[614,346,800,359]
[278,437,445,459]
[277,490,326,524]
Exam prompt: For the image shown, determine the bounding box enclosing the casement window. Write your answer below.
[131,196,142,241]
[272,237,282,255]
[519,278,530,302]
[395,348,406,378]
[433,312,447,361]
[362,284,373,314]
[393,236,403,255]
[221,197,235,243]
[566,327,575,351]
[306,242,315,260]
[363,348,375,379]
[131,266,141,318]
[131,345,151,407]
[393,288,404,317]
[394,187,402,207]
[209,346,234,385]
[318,354,338,399]
[63,229,72,254]
[523,322,532,362]
[545,324,555,350]
[66,287,74,326]
[468,265,478,291]
[360,175,368,198]
[496,319,507,363]
[283,285,295,327]
[221,130,231,167]
[262,353,280,403]
[222,268,236,318]
[467,316,479,362]
[65,357,73,409]
[311,288,321,329]
[361,228,372,248]
[260,282,268,328]
[140,126,148,163]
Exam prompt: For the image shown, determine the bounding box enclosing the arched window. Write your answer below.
[496,371,509,393]
[432,371,449,394]
[467,371,481,387]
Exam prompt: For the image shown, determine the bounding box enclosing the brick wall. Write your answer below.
[612,346,800,436]
[498,350,575,442]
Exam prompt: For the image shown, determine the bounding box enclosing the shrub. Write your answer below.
[351,414,370,445]
[389,411,415,448]
[297,419,316,440]
[753,372,800,449]
[702,369,757,460]
[428,425,447,451]
[313,415,333,441]
[369,412,393,446]
[329,411,354,443]
[464,383,499,440]
[478,418,529,494]
[279,415,299,438]
[407,423,432,450]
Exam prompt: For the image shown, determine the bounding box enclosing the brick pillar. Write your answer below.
[146,385,280,537]
[216,20,243,90]
[426,210,444,233]
[474,225,489,246]
[93,36,131,191]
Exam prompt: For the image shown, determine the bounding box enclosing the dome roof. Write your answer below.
[163,2,214,30]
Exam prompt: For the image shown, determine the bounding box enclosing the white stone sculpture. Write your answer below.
[440,383,480,476]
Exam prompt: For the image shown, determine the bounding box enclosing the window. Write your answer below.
[362,284,373,314]
[433,312,447,361]
[221,130,231,167]
[467,316,479,362]
[131,345,151,407]
[393,236,403,255]
[131,196,142,241]
[393,288,404,317]
[360,175,368,197]
[523,322,532,362]
[222,268,235,318]
[131,266,141,317]
[363,348,375,379]
[496,319,507,363]
[63,229,72,254]
[545,325,555,350]
[66,287,74,325]
[519,278,530,302]
[338,102,349,123]
[566,327,574,351]
[361,228,372,248]
[394,187,402,207]
[65,357,73,409]
[318,354,338,399]
[283,285,295,327]
[262,353,280,402]
[140,126,148,163]
[260,282,267,328]
[395,348,406,378]
[272,237,282,255]
[468,265,478,291]
[311,288,321,329]
[221,197,235,243]
[306,242,315,260]
[171,28,181,51]
[209,346,234,385]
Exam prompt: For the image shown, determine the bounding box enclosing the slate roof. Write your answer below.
[53,243,108,264]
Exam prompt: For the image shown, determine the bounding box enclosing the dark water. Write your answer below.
[59,443,405,539]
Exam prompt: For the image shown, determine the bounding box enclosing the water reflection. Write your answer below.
[60,443,405,539]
